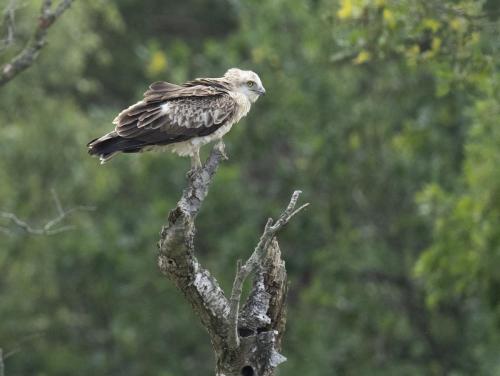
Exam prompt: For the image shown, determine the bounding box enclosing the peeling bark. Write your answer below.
[157,145,308,376]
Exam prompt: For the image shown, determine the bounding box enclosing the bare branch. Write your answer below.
[3,332,44,360]
[270,191,309,231]
[0,347,4,376]
[0,0,75,87]
[157,146,230,349]
[0,190,94,236]
[0,1,17,52]
[157,144,308,375]
[0,331,45,376]
[229,191,309,348]
[237,191,309,278]
[228,259,243,350]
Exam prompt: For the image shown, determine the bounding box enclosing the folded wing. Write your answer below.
[113,82,235,144]
[88,81,236,162]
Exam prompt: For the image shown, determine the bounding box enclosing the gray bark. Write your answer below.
[0,0,75,87]
[157,145,308,376]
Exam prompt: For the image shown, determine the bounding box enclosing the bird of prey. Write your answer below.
[87,68,266,168]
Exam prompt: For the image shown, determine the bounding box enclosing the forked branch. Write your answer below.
[0,189,94,236]
[157,145,308,376]
[228,191,309,350]
[0,0,75,87]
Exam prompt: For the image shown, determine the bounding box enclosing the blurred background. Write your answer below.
[1,0,500,374]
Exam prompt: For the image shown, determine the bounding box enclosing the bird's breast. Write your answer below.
[230,92,252,124]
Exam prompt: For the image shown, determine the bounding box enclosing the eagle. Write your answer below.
[87,68,265,168]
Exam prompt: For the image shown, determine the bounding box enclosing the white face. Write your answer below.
[225,68,266,103]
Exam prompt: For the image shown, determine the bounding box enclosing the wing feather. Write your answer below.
[90,77,240,161]
[114,92,236,146]
[143,79,227,102]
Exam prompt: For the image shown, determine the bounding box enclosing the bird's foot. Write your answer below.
[186,168,199,179]
[216,140,228,160]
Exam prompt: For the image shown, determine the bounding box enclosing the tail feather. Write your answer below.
[87,132,145,164]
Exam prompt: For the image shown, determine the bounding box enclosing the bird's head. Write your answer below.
[224,68,266,103]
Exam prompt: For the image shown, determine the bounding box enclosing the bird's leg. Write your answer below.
[215,139,228,160]
[187,150,202,179]
[190,149,202,170]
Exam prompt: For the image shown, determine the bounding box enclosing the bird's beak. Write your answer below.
[258,87,266,96]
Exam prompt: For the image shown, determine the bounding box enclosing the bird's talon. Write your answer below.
[186,168,198,179]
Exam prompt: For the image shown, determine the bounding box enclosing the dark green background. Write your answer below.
[1,0,500,374]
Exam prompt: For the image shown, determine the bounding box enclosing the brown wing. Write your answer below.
[142,79,229,102]
[112,83,236,145]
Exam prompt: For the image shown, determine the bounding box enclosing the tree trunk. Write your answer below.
[157,145,307,375]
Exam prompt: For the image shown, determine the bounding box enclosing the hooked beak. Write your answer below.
[258,87,266,96]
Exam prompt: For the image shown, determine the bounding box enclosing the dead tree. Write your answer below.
[157,145,308,376]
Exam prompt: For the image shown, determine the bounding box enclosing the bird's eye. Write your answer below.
[247,81,255,87]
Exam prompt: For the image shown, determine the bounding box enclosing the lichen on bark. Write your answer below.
[157,145,308,376]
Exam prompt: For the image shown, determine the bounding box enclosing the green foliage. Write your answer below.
[1,0,500,375]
